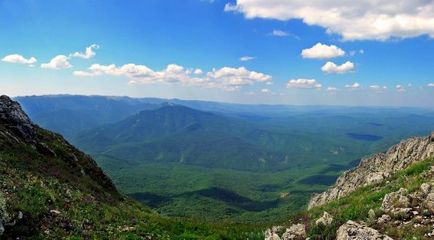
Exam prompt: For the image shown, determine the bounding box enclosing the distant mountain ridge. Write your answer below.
[76,104,293,170]
[15,95,159,139]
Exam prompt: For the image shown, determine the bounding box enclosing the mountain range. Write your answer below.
[14,95,434,223]
[3,94,434,239]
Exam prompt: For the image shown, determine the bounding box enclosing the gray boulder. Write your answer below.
[381,188,410,212]
[336,221,393,240]
[281,224,306,240]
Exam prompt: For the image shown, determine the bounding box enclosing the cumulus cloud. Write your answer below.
[327,87,338,92]
[321,61,355,74]
[193,68,203,74]
[41,55,72,69]
[72,44,99,59]
[287,78,321,89]
[207,66,272,89]
[345,82,361,90]
[260,88,271,93]
[240,56,255,61]
[2,54,37,65]
[224,0,434,40]
[396,84,406,92]
[428,83,434,87]
[301,43,345,59]
[74,63,272,91]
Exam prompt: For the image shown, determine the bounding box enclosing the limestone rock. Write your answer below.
[281,224,306,240]
[0,95,34,141]
[423,192,434,213]
[381,188,410,212]
[377,214,391,224]
[420,183,432,196]
[315,211,333,227]
[265,228,281,240]
[336,221,393,240]
[309,135,434,209]
[0,192,8,236]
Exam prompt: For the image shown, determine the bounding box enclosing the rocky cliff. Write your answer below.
[309,133,434,209]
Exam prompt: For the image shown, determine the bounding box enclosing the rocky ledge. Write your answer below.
[309,133,434,209]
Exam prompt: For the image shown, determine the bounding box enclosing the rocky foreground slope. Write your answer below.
[0,95,261,239]
[309,133,434,209]
[267,132,434,239]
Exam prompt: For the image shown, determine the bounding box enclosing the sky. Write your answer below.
[1,0,434,107]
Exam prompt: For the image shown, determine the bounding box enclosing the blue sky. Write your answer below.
[1,0,434,107]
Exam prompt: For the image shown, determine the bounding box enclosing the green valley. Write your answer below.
[16,95,434,224]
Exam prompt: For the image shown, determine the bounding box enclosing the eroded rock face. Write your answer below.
[0,95,34,140]
[336,221,393,240]
[309,134,434,209]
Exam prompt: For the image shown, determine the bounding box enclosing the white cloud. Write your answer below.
[396,84,406,92]
[240,56,255,61]
[193,68,203,74]
[72,44,99,59]
[207,66,272,89]
[327,87,338,91]
[41,55,72,69]
[345,82,361,90]
[224,3,239,12]
[301,43,345,59]
[74,63,272,91]
[428,83,434,87]
[369,85,387,92]
[287,78,322,89]
[224,0,434,40]
[2,54,37,65]
[260,88,271,93]
[321,61,355,74]
[271,29,289,37]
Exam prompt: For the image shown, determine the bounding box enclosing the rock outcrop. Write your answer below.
[0,95,34,141]
[265,224,306,240]
[336,221,393,240]
[309,133,434,209]
[315,211,334,227]
[281,224,306,239]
